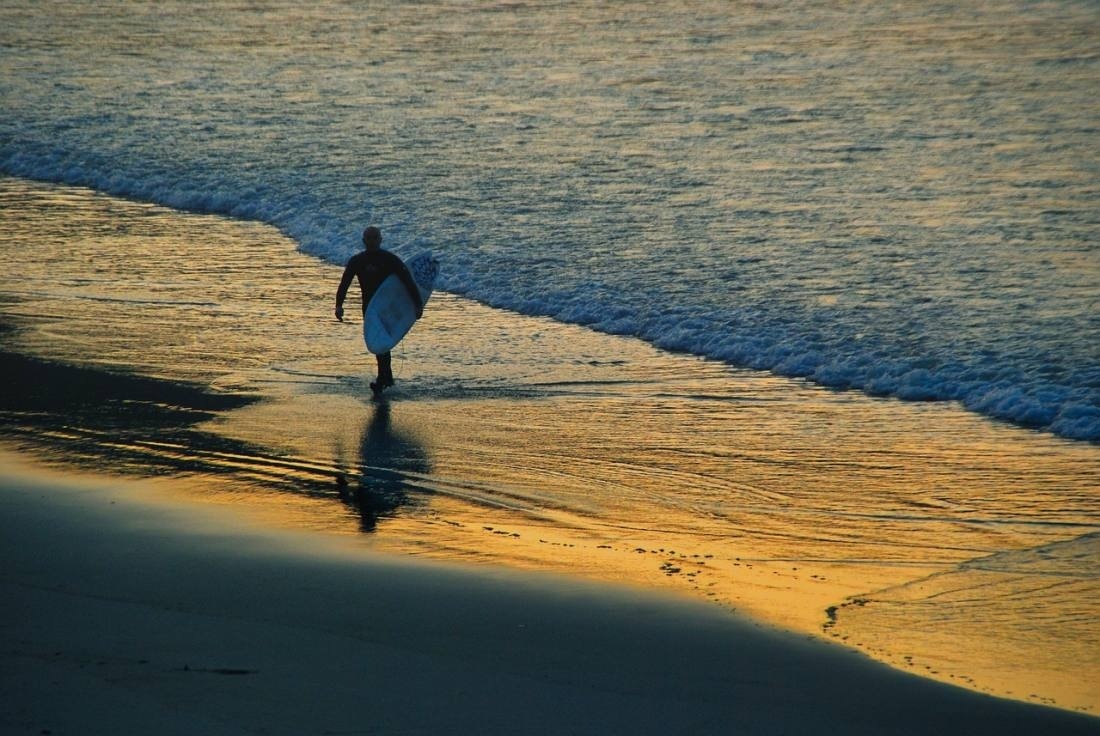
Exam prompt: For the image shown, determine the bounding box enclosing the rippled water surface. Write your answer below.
[1,1,1098,439]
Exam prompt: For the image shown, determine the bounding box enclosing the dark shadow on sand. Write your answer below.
[2,318,433,533]
[0,347,259,472]
[0,326,337,502]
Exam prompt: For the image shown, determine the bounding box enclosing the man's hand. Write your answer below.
[335,306,344,321]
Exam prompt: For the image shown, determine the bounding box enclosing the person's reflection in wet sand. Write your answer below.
[336,403,431,532]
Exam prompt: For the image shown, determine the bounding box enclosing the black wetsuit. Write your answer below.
[335,249,423,318]
[335,249,423,387]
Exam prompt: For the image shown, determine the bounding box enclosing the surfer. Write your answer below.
[334,226,424,395]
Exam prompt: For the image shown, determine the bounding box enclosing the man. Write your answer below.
[335,226,423,395]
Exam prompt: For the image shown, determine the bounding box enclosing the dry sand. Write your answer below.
[2,462,1096,736]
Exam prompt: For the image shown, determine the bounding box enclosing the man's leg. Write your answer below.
[376,352,394,387]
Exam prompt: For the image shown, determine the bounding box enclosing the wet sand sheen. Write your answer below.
[6,459,1098,735]
[1,177,1097,714]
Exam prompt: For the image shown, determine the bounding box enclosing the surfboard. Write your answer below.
[363,252,438,355]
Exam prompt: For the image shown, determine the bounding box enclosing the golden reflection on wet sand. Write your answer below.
[1,178,1097,713]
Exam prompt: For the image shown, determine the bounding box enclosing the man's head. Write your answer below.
[362,226,382,250]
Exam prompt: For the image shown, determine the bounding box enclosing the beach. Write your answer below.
[1,177,1098,733]
[3,1,1099,731]
[4,460,1099,736]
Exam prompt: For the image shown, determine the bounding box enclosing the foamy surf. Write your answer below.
[1,1,1097,440]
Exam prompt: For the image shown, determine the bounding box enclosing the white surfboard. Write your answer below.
[363,252,438,355]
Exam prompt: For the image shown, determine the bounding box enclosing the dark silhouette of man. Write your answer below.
[335,226,423,395]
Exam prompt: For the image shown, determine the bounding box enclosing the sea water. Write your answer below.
[1,0,1097,441]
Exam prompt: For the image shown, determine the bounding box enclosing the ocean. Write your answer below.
[1,0,1097,441]
[2,0,1099,715]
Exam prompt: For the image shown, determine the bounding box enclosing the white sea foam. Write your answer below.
[1,0,1097,440]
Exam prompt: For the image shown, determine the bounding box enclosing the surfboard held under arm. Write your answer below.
[363,252,438,355]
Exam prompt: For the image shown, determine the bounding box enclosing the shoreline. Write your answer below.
[3,460,1098,735]
[2,176,1098,717]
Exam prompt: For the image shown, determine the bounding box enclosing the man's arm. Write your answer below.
[334,258,356,320]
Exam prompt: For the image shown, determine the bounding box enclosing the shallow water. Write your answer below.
[1,1,1098,439]
[1,178,1097,713]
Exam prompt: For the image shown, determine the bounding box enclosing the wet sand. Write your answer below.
[3,459,1098,735]
[2,176,1098,721]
